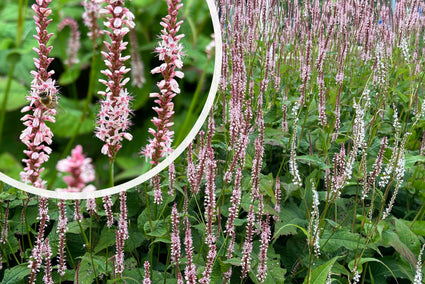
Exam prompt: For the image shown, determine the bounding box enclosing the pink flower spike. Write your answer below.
[141,0,185,166]
[143,261,152,284]
[95,0,134,160]
[58,18,81,67]
[56,145,95,191]
[82,0,103,45]
[20,0,57,189]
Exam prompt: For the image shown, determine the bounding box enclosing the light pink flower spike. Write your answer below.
[20,0,57,189]
[56,145,95,190]
[141,0,185,165]
[95,0,134,160]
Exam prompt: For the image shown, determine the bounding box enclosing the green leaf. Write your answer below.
[143,220,168,237]
[302,256,339,284]
[273,204,308,239]
[296,155,329,169]
[404,154,425,168]
[0,77,28,111]
[58,66,81,85]
[49,97,95,138]
[321,229,367,253]
[222,258,242,266]
[381,218,422,267]
[0,152,23,180]
[348,257,398,282]
[402,220,425,236]
[259,173,274,199]
[272,223,309,244]
[75,254,107,284]
[382,229,417,267]
[1,264,30,284]
[94,227,116,253]
[67,219,91,234]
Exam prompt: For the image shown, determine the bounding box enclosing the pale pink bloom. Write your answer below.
[241,205,255,279]
[143,261,152,284]
[73,200,83,221]
[57,200,68,276]
[115,191,128,275]
[205,34,215,59]
[168,162,175,196]
[56,145,95,189]
[257,215,271,283]
[309,189,321,256]
[141,0,185,165]
[204,147,217,246]
[58,18,80,66]
[42,238,53,284]
[86,198,97,215]
[170,204,181,264]
[129,28,146,88]
[250,95,264,203]
[95,0,134,160]
[0,201,9,244]
[225,168,242,237]
[28,197,50,283]
[103,195,114,227]
[20,0,58,189]
[273,178,281,221]
[56,145,95,221]
[414,244,425,284]
[184,217,197,283]
[224,168,242,282]
[82,0,103,44]
[199,244,217,284]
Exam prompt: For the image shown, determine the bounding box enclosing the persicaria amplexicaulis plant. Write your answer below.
[4,0,425,283]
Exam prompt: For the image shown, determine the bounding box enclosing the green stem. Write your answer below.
[0,0,27,147]
[109,159,114,188]
[175,57,212,145]
[0,64,16,148]
[77,217,99,284]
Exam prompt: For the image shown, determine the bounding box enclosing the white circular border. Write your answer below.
[0,0,222,200]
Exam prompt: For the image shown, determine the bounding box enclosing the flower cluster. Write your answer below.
[20,0,58,189]
[56,145,95,192]
[82,0,103,44]
[309,188,321,257]
[95,0,135,160]
[141,0,185,165]
[58,18,81,67]
[56,145,95,221]
[115,191,128,275]
[414,244,425,284]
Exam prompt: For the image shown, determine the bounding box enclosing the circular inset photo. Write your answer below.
[0,0,221,199]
